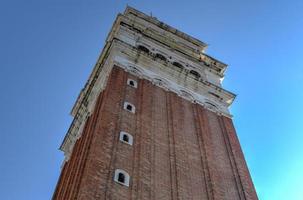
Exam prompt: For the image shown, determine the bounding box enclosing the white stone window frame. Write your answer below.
[119,131,133,146]
[114,169,130,187]
[127,78,138,88]
[123,102,135,113]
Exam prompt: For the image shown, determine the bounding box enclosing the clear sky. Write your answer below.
[0,0,303,199]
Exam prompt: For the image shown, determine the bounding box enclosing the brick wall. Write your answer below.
[53,66,258,200]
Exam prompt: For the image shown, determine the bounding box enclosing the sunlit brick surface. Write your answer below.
[53,67,257,200]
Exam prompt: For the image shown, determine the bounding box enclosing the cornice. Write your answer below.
[124,6,207,50]
[114,39,235,107]
[118,15,226,76]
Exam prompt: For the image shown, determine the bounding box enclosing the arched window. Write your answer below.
[127,78,138,88]
[119,131,133,145]
[114,169,130,187]
[123,102,135,113]
[172,62,184,70]
[155,53,167,62]
[137,45,150,54]
[189,70,201,80]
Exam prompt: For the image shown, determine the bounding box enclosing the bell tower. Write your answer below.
[53,6,258,200]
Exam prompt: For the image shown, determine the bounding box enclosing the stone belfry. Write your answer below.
[53,6,258,200]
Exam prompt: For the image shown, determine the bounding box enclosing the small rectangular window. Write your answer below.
[127,78,137,88]
[123,102,135,113]
[114,169,130,187]
[119,131,133,145]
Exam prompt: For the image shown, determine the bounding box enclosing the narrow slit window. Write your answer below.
[123,134,129,143]
[118,173,125,183]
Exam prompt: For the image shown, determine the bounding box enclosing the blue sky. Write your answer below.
[0,0,303,199]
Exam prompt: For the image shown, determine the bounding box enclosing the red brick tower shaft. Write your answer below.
[53,7,258,200]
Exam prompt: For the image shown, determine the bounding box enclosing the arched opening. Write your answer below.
[172,62,184,71]
[137,45,150,54]
[209,92,220,99]
[189,70,201,80]
[155,53,167,62]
